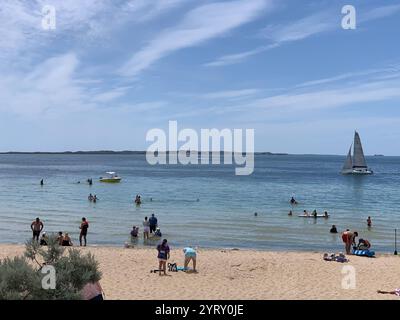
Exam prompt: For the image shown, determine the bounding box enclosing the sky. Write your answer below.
[0,0,399,155]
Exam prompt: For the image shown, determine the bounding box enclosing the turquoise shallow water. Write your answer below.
[0,154,399,252]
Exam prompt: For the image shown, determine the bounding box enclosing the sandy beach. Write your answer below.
[0,244,399,300]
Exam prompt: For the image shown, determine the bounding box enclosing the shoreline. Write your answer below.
[1,244,398,300]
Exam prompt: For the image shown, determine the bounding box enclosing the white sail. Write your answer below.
[353,131,368,168]
[342,146,353,172]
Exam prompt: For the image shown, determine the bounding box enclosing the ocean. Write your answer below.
[0,153,399,252]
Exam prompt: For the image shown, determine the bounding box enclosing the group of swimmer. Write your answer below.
[31,217,90,247]
[289,209,329,218]
[130,213,162,242]
[88,193,99,202]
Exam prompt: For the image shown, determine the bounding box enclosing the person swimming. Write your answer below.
[288,210,293,216]
[330,225,338,233]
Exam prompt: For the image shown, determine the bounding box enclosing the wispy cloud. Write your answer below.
[206,3,400,67]
[0,53,131,116]
[119,0,271,77]
[204,44,278,67]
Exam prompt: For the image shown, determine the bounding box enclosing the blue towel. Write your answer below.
[353,249,375,257]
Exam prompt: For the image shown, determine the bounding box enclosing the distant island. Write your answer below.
[0,151,288,155]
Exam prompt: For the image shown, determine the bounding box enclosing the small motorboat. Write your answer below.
[99,172,121,183]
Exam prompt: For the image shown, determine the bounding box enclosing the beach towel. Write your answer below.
[352,249,375,257]
[323,253,349,263]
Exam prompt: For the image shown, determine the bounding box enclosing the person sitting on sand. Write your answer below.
[377,289,400,296]
[157,239,170,276]
[183,247,197,272]
[288,210,293,216]
[62,233,73,246]
[88,194,94,201]
[143,217,150,240]
[357,238,371,250]
[57,231,63,245]
[40,232,48,246]
[330,225,338,233]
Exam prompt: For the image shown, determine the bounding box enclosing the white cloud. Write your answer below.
[0,53,129,116]
[204,44,278,67]
[205,3,400,67]
[119,0,271,77]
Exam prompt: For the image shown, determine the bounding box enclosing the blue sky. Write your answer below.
[0,0,400,154]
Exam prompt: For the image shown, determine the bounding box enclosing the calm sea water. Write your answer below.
[0,154,399,252]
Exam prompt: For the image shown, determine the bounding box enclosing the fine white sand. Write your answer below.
[0,245,399,300]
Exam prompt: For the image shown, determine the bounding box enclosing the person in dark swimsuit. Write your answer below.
[80,217,89,246]
[62,233,73,246]
[31,217,44,242]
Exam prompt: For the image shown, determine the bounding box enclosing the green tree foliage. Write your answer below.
[0,235,102,300]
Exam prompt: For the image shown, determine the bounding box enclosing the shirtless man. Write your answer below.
[31,217,44,242]
[342,230,358,254]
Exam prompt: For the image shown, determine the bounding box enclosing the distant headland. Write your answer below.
[0,151,288,155]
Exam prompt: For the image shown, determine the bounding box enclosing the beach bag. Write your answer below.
[168,263,177,272]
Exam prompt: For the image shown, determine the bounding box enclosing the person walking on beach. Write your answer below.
[367,216,372,228]
[143,217,150,240]
[157,239,170,276]
[149,213,158,234]
[342,230,358,254]
[79,217,89,246]
[31,217,44,242]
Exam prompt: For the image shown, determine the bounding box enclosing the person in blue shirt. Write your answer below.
[183,247,197,272]
[149,213,158,234]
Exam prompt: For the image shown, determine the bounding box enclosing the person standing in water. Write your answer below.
[40,179,44,186]
[79,217,89,246]
[143,217,150,240]
[31,217,44,242]
[149,214,158,234]
[367,216,372,228]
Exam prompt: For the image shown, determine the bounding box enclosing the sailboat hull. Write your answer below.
[341,168,373,175]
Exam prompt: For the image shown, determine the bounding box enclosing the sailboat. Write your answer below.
[341,131,373,175]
